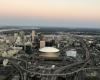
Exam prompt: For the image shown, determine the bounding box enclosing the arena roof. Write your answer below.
[39,47,59,53]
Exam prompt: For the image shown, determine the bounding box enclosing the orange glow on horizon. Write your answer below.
[0,0,99,21]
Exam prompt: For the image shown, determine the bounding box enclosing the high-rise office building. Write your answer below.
[40,40,45,48]
[32,30,35,42]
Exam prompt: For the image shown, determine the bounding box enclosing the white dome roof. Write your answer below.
[39,47,59,53]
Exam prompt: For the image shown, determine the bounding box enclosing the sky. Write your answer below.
[0,0,100,28]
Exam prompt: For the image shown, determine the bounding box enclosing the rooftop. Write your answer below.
[39,47,59,53]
